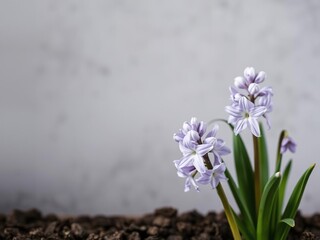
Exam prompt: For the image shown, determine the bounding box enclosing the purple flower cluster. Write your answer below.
[225,67,273,137]
[173,118,230,192]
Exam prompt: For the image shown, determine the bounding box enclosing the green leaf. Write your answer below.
[231,208,255,240]
[278,160,292,213]
[269,160,292,237]
[275,164,316,240]
[233,134,256,222]
[258,123,269,192]
[225,168,255,238]
[256,172,281,240]
[281,218,295,227]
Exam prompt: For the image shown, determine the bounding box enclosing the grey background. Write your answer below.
[0,0,319,215]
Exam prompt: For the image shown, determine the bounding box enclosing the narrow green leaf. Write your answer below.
[276,164,316,240]
[231,208,255,240]
[270,193,280,238]
[233,134,256,222]
[281,218,295,227]
[225,168,255,237]
[257,172,281,240]
[218,120,256,224]
[258,123,269,192]
[269,161,292,237]
[278,160,292,213]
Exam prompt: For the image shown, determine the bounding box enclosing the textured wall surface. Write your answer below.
[1,0,320,215]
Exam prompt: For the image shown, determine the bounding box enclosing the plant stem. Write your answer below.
[216,183,242,240]
[253,135,260,214]
[275,130,286,172]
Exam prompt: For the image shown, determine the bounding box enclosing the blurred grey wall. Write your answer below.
[0,0,320,215]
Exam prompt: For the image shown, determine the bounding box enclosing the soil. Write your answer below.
[0,207,319,240]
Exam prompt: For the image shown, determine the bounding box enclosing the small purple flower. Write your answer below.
[225,97,267,137]
[257,93,273,129]
[177,134,213,174]
[173,119,231,191]
[281,136,297,154]
[205,125,231,164]
[229,86,243,105]
[174,160,199,192]
[196,163,227,189]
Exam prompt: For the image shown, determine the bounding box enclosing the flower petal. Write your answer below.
[198,121,206,137]
[239,97,254,112]
[196,171,212,185]
[228,115,238,125]
[173,160,180,168]
[178,154,194,169]
[206,124,219,138]
[250,106,267,118]
[225,105,242,117]
[215,139,231,156]
[264,114,271,129]
[244,67,256,82]
[196,143,214,156]
[234,76,248,89]
[203,136,216,145]
[248,117,261,137]
[255,71,266,83]
[179,142,194,155]
[234,119,248,135]
[193,154,207,173]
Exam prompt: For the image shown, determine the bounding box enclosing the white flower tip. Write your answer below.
[190,117,197,124]
[234,76,247,89]
[275,172,281,178]
[244,67,256,80]
[253,71,266,84]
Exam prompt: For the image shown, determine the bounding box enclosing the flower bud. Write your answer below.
[255,71,266,83]
[248,83,260,95]
[244,67,256,83]
[234,76,247,89]
[189,130,200,142]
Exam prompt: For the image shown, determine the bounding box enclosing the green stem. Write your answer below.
[253,135,260,214]
[217,183,242,240]
[275,130,286,172]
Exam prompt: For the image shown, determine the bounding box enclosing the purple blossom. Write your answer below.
[226,67,273,135]
[257,93,273,129]
[177,132,213,173]
[173,117,206,143]
[225,97,267,137]
[205,125,231,164]
[281,136,297,154]
[256,86,273,98]
[229,86,243,105]
[173,119,231,191]
[196,163,227,189]
[178,140,213,173]
[174,160,199,192]
[233,67,266,91]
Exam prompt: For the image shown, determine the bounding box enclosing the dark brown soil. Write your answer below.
[0,207,319,239]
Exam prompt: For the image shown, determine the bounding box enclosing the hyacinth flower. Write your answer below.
[173,118,241,239]
[173,67,315,240]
